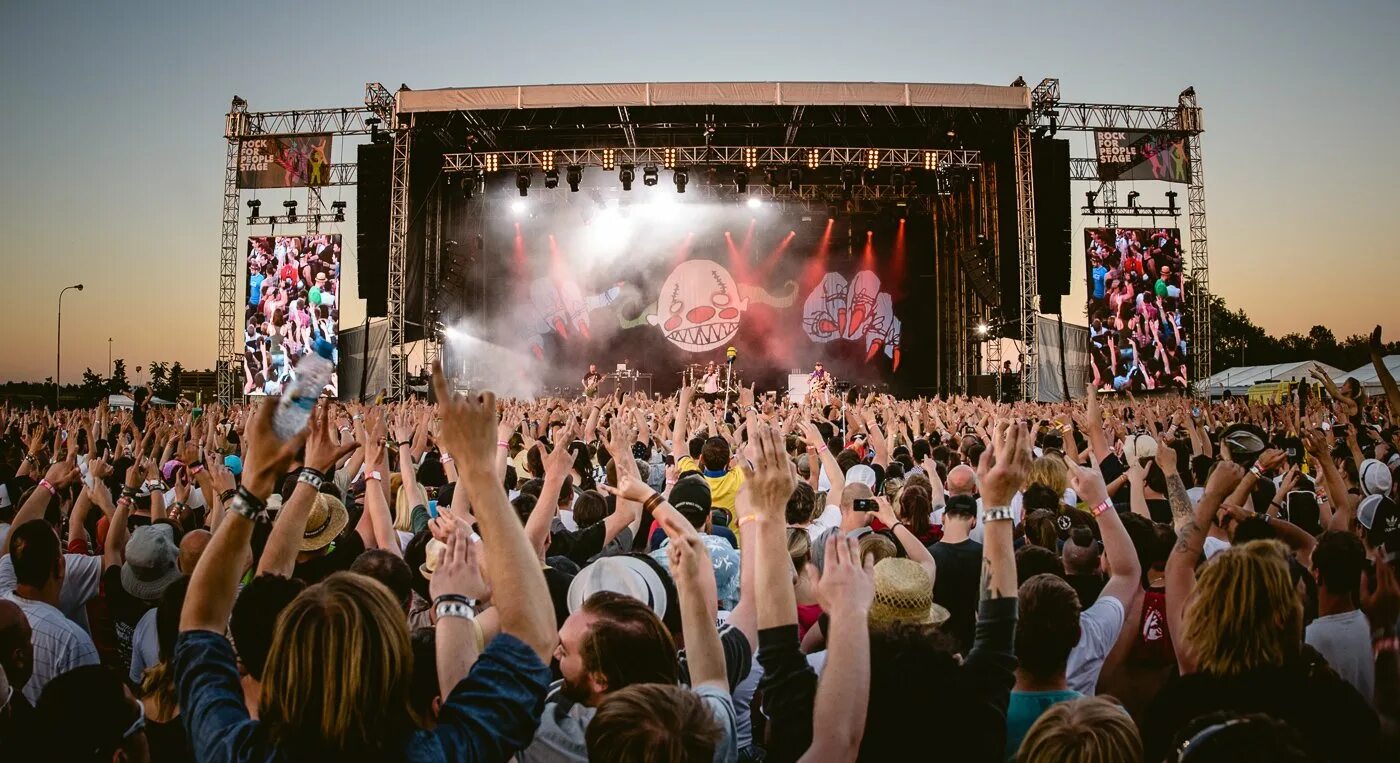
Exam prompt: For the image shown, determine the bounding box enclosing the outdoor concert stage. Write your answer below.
[216,79,1210,403]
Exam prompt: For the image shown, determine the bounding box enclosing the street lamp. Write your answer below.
[57,284,83,408]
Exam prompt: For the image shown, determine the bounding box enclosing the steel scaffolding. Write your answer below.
[387,122,412,400]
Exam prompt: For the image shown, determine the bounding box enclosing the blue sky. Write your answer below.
[2,0,1397,382]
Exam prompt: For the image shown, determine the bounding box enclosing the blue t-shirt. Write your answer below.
[1091,265,1108,300]
[249,273,265,305]
[1005,689,1082,759]
[176,628,550,762]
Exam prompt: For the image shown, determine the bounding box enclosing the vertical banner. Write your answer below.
[245,235,341,395]
[1094,130,1191,183]
[237,134,333,188]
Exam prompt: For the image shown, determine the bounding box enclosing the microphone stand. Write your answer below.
[722,359,734,411]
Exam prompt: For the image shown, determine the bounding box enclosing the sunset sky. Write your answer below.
[2,0,1397,384]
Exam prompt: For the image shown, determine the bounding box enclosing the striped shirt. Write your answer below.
[1,592,99,705]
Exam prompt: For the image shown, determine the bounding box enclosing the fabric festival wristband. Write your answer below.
[297,469,326,491]
[365,471,383,482]
[433,594,471,607]
[983,506,1014,523]
[220,489,237,504]
[643,493,664,514]
[497,441,509,449]
[435,601,476,622]
[38,479,57,496]
[229,491,266,522]
[737,514,760,527]
[1091,500,1113,517]
[189,464,205,475]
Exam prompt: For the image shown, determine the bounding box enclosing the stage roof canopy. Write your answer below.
[398,81,1030,113]
[395,81,1031,153]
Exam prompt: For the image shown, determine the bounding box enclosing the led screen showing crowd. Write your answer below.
[244,235,341,396]
[1085,227,1189,391]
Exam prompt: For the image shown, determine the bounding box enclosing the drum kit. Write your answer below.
[680,363,739,397]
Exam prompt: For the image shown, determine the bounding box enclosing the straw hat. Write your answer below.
[299,493,348,552]
[868,557,950,628]
[420,538,447,578]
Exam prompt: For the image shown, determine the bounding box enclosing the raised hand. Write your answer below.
[1360,548,1400,630]
[430,522,492,603]
[602,420,650,503]
[242,399,310,500]
[981,421,1032,507]
[814,534,875,617]
[1068,461,1110,507]
[303,403,340,474]
[746,418,796,516]
[431,364,501,474]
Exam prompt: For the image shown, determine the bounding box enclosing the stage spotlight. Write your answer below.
[1127,190,1141,208]
[673,167,688,194]
[862,168,878,186]
[282,199,298,222]
[743,146,758,169]
[894,202,908,220]
[788,168,801,191]
[827,202,840,220]
[1085,190,1098,213]
[663,147,677,170]
[764,168,779,186]
[892,169,907,193]
[484,153,500,173]
[1046,110,1059,137]
[602,148,616,171]
[1165,190,1178,213]
[734,169,749,193]
[331,200,347,222]
[923,150,939,171]
[511,200,527,216]
[461,172,478,198]
[516,172,531,197]
[543,169,559,189]
[643,165,659,186]
[865,148,880,171]
[806,148,820,170]
[246,199,261,217]
[365,116,382,144]
[620,164,636,191]
[566,165,582,192]
[840,167,856,192]
[541,151,556,172]
[976,323,990,336]
[746,197,761,210]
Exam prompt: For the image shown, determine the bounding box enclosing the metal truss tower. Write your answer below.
[387,122,412,399]
[217,98,248,404]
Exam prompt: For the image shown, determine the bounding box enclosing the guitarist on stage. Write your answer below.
[582,364,603,398]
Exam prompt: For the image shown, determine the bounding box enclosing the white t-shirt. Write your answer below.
[129,606,161,684]
[801,504,842,543]
[1065,594,1126,695]
[695,684,739,763]
[1,591,99,706]
[1202,536,1230,560]
[0,553,102,633]
[1305,609,1375,705]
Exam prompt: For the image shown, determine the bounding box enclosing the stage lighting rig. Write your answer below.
[865,149,880,171]
[516,172,531,197]
[247,199,261,218]
[663,148,677,170]
[806,148,820,170]
[483,153,500,173]
[674,167,689,194]
[743,147,758,169]
[923,150,939,171]
[1127,190,1141,208]
[840,167,856,193]
[365,116,384,144]
[734,169,749,193]
[1085,191,1098,214]
[566,165,583,192]
[602,148,616,171]
[544,169,560,189]
[642,165,659,186]
[1165,190,1178,214]
[788,168,801,191]
[619,164,635,191]
[331,200,347,222]
[283,199,298,222]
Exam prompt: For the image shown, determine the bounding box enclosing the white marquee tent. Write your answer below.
[1199,361,1345,399]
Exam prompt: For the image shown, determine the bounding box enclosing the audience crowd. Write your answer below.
[3,327,1400,762]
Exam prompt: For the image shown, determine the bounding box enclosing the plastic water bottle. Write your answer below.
[272,339,335,440]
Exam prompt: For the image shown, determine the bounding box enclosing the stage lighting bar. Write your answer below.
[923,150,939,171]
[541,152,556,173]
[674,167,688,193]
[283,199,298,222]
[643,165,659,186]
[866,149,880,171]
[484,153,500,173]
[444,147,983,175]
[331,200,347,221]
[743,147,758,169]
[602,148,616,171]
[663,147,677,169]
[566,165,582,192]
[788,168,801,191]
[516,171,531,197]
[734,169,749,193]
[620,164,635,191]
[806,149,820,170]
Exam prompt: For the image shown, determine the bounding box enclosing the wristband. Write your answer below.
[983,506,1014,523]
[497,440,509,449]
[433,593,471,607]
[189,464,205,475]
[817,444,829,453]
[737,514,761,527]
[435,601,476,622]
[229,486,269,522]
[1375,636,1399,657]
[1250,465,1265,479]
[642,492,664,514]
[38,479,58,497]
[398,441,411,447]
[365,470,383,482]
[121,486,139,499]
[220,488,237,504]
[117,496,133,509]
[170,501,188,513]
[298,468,326,491]
[1091,500,1113,518]
[440,455,454,464]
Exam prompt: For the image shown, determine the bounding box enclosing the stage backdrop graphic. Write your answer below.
[1094,130,1191,183]
[458,204,917,394]
[244,235,342,396]
[238,134,334,188]
[1085,228,1188,392]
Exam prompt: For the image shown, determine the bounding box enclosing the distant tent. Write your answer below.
[149,396,177,406]
[107,394,136,409]
[1338,355,1400,397]
[1199,361,1345,399]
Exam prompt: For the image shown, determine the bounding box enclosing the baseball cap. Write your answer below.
[669,476,712,524]
[846,464,878,489]
[1359,459,1392,497]
[1358,494,1400,551]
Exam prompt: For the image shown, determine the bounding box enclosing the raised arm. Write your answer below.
[978,421,1030,602]
[800,534,874,762]
[1370,326,1400,418]
[1165,461,1244,675]
[800,421,844,502]
[257,404,339,576]
[659,510,727,691]
[1071,461,1142,605]
[181,399,307,633]
[525,424,576,557]
[433,364,556,661]
[670,385,694,460]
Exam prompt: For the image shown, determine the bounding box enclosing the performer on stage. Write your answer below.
[700,361,721,396]
[582,364,603,398]
[809,361,831,395]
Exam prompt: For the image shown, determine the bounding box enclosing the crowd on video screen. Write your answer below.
[243,235,340,396]
[1086,228,1188,392]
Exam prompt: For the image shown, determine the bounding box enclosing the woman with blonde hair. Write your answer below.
[787,528,823,640]
[1147,522,1377,760]
[177,393,559,761]
[1016,696,1141,763]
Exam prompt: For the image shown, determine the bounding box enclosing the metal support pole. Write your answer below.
[387,123,412,399]
[305,186,322,235]
[1180,91,1211,384]
[423,183,442,369]
[217,100,246,404]
[1012,123,1039,401]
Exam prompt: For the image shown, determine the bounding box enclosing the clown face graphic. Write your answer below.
[648,260,750,352]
